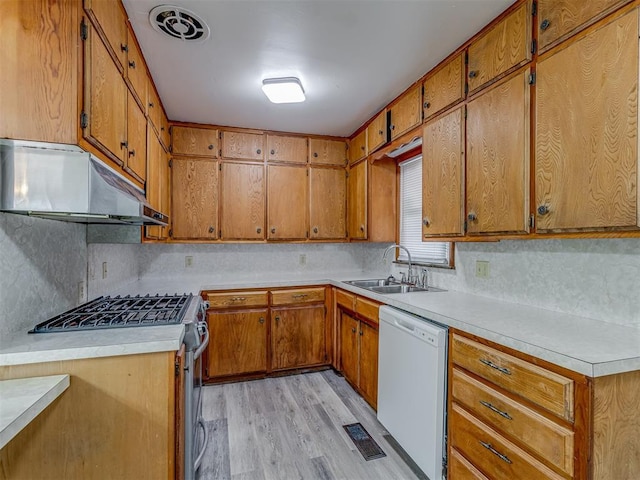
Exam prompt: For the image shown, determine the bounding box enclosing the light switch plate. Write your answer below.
[475,260,489,278]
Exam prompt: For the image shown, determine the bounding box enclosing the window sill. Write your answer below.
[393,260,455,270]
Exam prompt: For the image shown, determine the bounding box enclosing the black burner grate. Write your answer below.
[29,294,193,333]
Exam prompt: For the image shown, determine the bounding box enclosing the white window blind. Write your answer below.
[399,156,451,265]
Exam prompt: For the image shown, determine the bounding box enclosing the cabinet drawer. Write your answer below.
[451,403,565,480]
[449,448,490,480]
[172,126,218,157]
[355,297,378,323]
[205,291,269,308]
[452,335,574,421]
[270,288,325,306]
[335,289,355,310]
[452,368,574,475]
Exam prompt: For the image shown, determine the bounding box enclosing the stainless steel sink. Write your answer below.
[343,279,445,294]
[344,279,393,288]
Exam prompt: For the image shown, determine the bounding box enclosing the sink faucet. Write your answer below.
[382,244,414,285]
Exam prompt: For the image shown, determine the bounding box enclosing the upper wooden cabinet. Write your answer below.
[125,91,147,184]
[466,69,530,235]
[171,158,218,240]
[309,139,347,166]
[349,130,368,165]
[267,164,308,240]
[537,0,632,52]
[220,162,265,240]
[84,0,128,70]
[366,110,388,153]
[145,125,171,240]
[368,160,397,243]
[220,130,265,160]
[172,126,219,157]
[147,80,162,134]
[467,1,532,94]
[124,28,147,108]
[389,84,422,140]
[422,107,465,237]
[535,9,639,232]
[309,166,347,240]
[348,160,368,239]
[267,135,307,163]
[422,53,465,120]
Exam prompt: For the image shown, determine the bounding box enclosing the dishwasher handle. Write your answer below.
[394,319,416,333]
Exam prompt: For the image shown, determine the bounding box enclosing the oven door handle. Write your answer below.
[194,417,208,471]
[193,321,209,360]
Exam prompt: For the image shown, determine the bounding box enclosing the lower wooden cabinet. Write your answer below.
[271,304,326,370]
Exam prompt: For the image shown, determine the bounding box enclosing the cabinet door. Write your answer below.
[220,162,265,240]
[368,160,397,242]
[340,312,359,387]
[347,160,367,239]
[206,309,268,377]
[366,110,388,153]
[145,130,170,240]
[267,135,307,163]
[537,0,631,52]
[389,84,422,140]
[536,9,638,231]
[125,91,147,185]
[159,111,171,151]
[467,70,530,234]
[467,2,531,94]
[309,139,347,166]
[84,0,127,69]
[125,29,147,107]
[172,126,218,157]
[171,158,218,240]
[147,81,162,134]
[271,305,326,370]
[84,23,127,165]
[349,130,368,165]
[422,107,465,236]
[160,146,172,239]
[359,321,379,409]
[423,52,465,120]
[309,167,346,240]
[221,131,265,160]
[267,164,308,240]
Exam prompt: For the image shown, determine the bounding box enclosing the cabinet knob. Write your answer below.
[468,70,478,78]
[208,226,214,233]
[359,330,363,336]
[161,126,165,131]
[378,129,383,135]
[275,316,280,324]
[208,144,214,150]
[271,227,276,234]
[256,227,262,234]
[467,212,477,221]
[537,205,550,216]
[313,227,318,234]
[313,152,318,157]
[360,145,365,150]
[351,327,356,334]
[148,102,154,108]
[270,149,275,155]
[259,317,265,324]
[424,101,431,109]
[359,225,365,232]
[390,125,395,130]
[120,141,128,149]
[540,19,551,31]
[128,149,136,157]
[129,60,136,69]
[423,217,430,227]
[256,149,261,154]
[120,43,128,53]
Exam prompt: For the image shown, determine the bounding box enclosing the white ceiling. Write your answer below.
[123,0,513,137]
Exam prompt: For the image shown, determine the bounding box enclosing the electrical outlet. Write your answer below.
[299,254,307,265]
[78,281,85,304]
[475,260,489,278]
[102,261,108,279]
[185,256,194,268]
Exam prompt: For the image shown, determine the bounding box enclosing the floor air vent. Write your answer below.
[149,5,210,42]
[343,423,386,461]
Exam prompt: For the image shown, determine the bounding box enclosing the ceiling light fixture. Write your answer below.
[261,77,306,104]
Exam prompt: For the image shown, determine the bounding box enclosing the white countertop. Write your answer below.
[1,270,639,377]
[0,374,70,449]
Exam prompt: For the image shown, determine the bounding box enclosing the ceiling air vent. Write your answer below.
[149,5,210,42]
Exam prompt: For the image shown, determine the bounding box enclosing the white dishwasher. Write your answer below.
[377,305,448,480]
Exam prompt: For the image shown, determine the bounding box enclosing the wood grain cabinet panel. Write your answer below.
[359,321,379,409]
[335,289,355,311]
[221,130,265,160]
[147,82,162,134]
[309,167,347,240]
[271,305,326,370]
[349,130,368,165]
[125,28,147,107]
[172,126,219,157]
[422,53,465,120]
[466,69,530,235]
[271,287,325,306]
[205,291,269,309]
[449,448,490,480]
[84,0,128,69]
[308,139,347,166]
[389,84,422,140]
[171,158,218,240]
[366,110,388,153]
[467,1,532,94]
[159,144,172,239]
[422,107,465,237]
[347,160,367,239]
[145,123,163,240]
[206,309,268,377]
[159,112,171,150]
[368,160,397,243]
[267,135,307,163]
[220,162,265,240]
[340,312,360,387]
[267,164,308,240]
[355,297,379,324]
[125,91,147,184]
[537,0,632,52]
[535,9,639,232]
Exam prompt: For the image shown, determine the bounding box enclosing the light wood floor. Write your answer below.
[197,370,426,480]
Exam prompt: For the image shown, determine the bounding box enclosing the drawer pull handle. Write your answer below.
[292,294,308,299]
[480,400,512,420]
[258,317,265,324]
[479,441,512,464]
[479,358,511,375]
[229,296,247,302]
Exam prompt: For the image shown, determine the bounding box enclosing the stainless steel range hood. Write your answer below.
[0,140,168,226]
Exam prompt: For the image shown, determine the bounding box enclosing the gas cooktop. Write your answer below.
[29,294,193,333]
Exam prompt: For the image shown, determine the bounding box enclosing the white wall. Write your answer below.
[0,214,87,336]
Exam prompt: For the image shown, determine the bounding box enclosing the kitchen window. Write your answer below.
[398,156,452,267]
